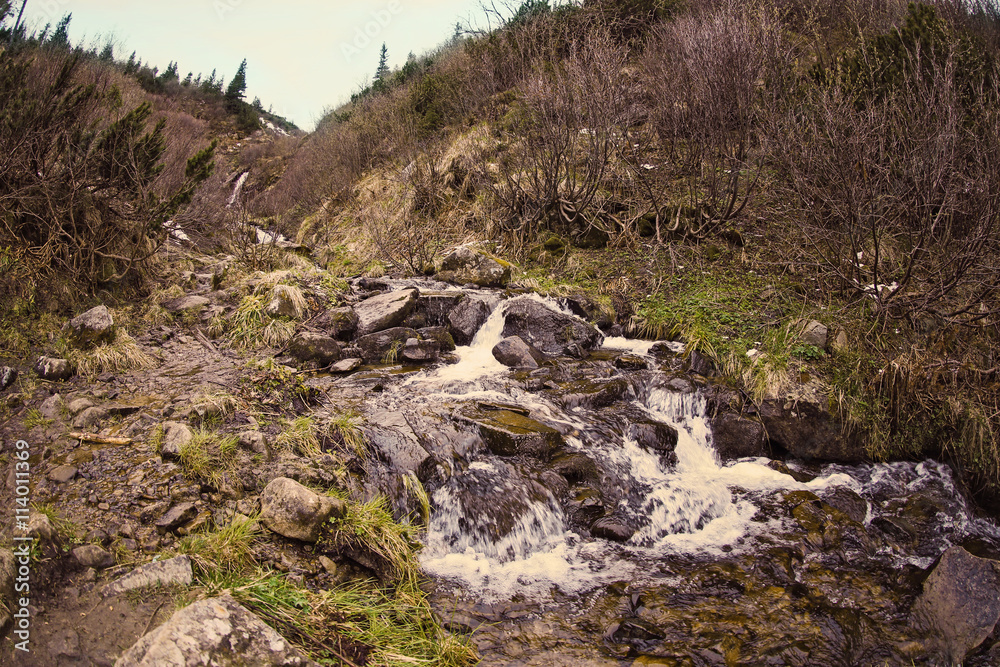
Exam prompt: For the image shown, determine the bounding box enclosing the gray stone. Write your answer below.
[559,378,629,410]
[287,331,341,365]
[590,516,635,543]
[163,295,210,313]
[615,354,647,370]
[329,358,362,373]
[447,297,494,346]
[417,326,456,352]
[66,305,115,347]
[759,398,863,462]
[402,338,440,363]
[265,285,307,319]
[73,406,110,429]
[456,405,563,458]
[356,327,418,363]
[102,555,194,597]
[324,307,359,340]
[0,366,17,392]
[160,422,193,461]
[48,465,78,483]
[25,513,57,545]
[354,288,418,336]
[831,329,849,355]
[238,430,268,454]
[627,420,680,458]
[67,397,96,415]
[35,356,73,381]
[435,246,512,287]
[799,319,829,349]
[416,292,465,327]
[155,502,198,535]
[71,544,115,569]
[260,477,345,543]
[911,546,1000,664]
[114,595,319,666]
[710,413,769,460]
[361,411,433,475]
[492,336,544,368]
[501,299,603,356]
[38,393,65,420]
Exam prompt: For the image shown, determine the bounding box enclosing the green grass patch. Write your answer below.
[276,416,322,458]
[228,292,296,349]
[179,429,240,489]
[23,408,53,429]
[328,410,366,457]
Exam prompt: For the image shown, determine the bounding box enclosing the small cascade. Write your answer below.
[226,171,249,206]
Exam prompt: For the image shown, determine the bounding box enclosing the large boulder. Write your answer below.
[35,356,73,381]
[287,332,341,365]
[360,411,433,476]
[447,297,494,346]
[323,307,359,340]
[456,405,564,458]
[402,338,440,363]
[66,305,115,347]
[354,289,418,336]
[416,292,465,327]
[355,327,418,363]
[710,413,769,460]
[759,397,863,462]
[492,336,544,369]
[501,299,603,357]
[114,595,318,667]
[260,477,345,543]
[911,546,1000,664]
[435,246,512,287]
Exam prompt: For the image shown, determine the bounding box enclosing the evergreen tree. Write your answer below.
[225,58,247,103]
[48,13,71,48]
[374,43,390,91]
[182,72,193,86]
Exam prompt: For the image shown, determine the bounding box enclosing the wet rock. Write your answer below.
[402,337,440,363]
[330,358,362,373]
[819,486,868,524]
[492,336,544,368]
[356,327,419,363]
[35,356,73,381]
[238,430,268,454]
[650,341,684,358]
[709,413,769,460]
[615,354,647,370]
[102,555,193,597]
[550,452,599,483]
[287,331,341,365]
[417,326,456,352]
[591,516,635,543]
[559,378,629,409]
[502,299,603,356]
[561,294,614,329]
[160,422,194,461]
[324,306,359,340]
[354,288,418,336]
[260,477,345,543]
[416,292,465,327]
[457,406,564,458]
[759,398,863,462]
[265,285,306,319]
[361,411,433,475]
[685,349,717,376]
[0,366,18,391]
[66,304,115,347]
[71,544,115,569]
[163,295,210,313]
[627,420,679,456]
[115,594,318,666]
[798,319,829,349]
[435,246,512,287]
[73,406,110,429]
[155,502,198,535]
[447,296,494,346]
[911,546,1000,664]
[38,393,65,420]
[48,465,78,483]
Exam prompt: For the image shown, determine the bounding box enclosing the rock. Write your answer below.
[447,297,494,346]
[550,452,599,482]
[318,555,338,575]
[163,295,210,313]
[35,356,73,381]
[416,292,465,327]
[759,398,863,462]
[591,516,635,542]
[71,544,115,569]
[361,411,433,475]
[402,338,440,363]
[457,406,564,458]
[155,502,198,535]
[911,546,1000,664]
[66,304,115,347]
[627,420,679,458]
[73,406,110,429]
[48,465,78,483]
[355,327,418,363]
[686,350,717,376]
[265,285,306,319]
[103,555,194,597]
[417,326,456,352]
[329,358,362,373]
[559,378,629,409]
[324,307,359,340]
[238,430,268,454]
[0,549,13,633]
[615,354,647,370]
[159,422,193,461]
[114,595,318,667]
[501,299,603,356]
[287,331,341,365]
[354,288,418,336]
[260,477,345,543]
[25,513,57,545]
[49,628,81,659]
[492,336,544,368]
[798,319,829,349]
[0,366,17,391]
[831,329,849,355]
[435,246,512,287]
[67,397,96,415]
[709,413,769,460]
[38,393,65,420]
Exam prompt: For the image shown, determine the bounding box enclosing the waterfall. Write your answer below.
[226,171,249,206]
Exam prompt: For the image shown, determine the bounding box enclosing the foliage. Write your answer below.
[178,428,240,489]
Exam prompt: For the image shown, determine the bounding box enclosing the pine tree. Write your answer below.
[374,43,389,91]
[48,13,71,48]
[99,42,114,62]
[124,50,138,74]
[225,58,247,103]
[182,72,193,86]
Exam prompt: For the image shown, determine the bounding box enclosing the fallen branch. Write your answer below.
[69,433,133,445]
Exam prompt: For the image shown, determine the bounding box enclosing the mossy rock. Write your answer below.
[456,405,563,458]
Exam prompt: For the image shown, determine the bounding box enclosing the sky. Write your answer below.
[17,0,494,130]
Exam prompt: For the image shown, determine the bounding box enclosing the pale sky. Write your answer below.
[19,1,492,130]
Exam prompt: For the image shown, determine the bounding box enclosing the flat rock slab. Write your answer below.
[354,289,418,336]
[361,411,432,474]
[48,465,79,483]
[163,295,210,313]
[103,555,193,597]
[114,595,319,666]
[456,405,563,458]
